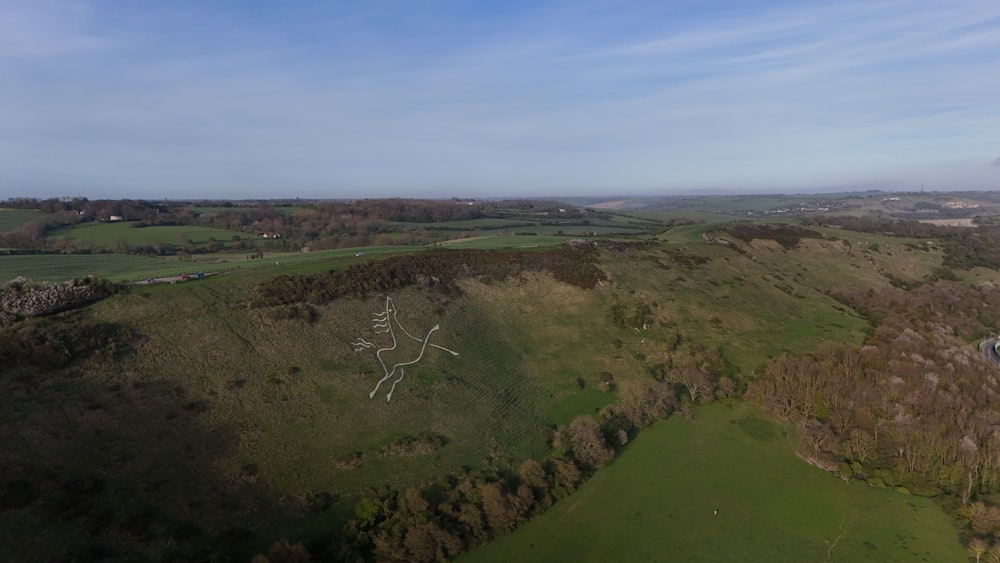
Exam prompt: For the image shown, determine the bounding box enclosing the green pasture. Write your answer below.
[655,221,729,244]
[0,254,177,283]
[462,403,965,563]
[49,221,245,248]
[0,208,40,234]
[630,209,737,225]
[435,234,572,249]
[0,246,424,283]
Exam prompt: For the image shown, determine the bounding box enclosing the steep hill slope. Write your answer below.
[0,224,964,561]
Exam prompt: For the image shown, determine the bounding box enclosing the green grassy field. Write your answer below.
[0,208,41,234]
[49,221,245,248]
[435,234,573,249]
[461,403,965,563]
[76,270,634,499]
[388,218,654,241]
[0,253,179,283]
[0,246,425,283]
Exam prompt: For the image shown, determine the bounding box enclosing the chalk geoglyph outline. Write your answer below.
[352,296,458,401]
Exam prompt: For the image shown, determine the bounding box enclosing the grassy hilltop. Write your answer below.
[3,196,999,561]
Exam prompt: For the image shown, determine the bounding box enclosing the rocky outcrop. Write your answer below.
[1,277,117,321]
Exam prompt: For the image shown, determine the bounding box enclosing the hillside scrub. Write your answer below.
[804,214,1000,270]
[251,245,606,308]
[722,223,824,249]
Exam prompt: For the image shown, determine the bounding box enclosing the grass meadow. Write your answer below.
[435,234,572,249]
[0,208,41,233]
[79,271,638,502]
[461,402,965,563]
[0,253,180,283]
[49,221,245,248]
[0,245,425,283]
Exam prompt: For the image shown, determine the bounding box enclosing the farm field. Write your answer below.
[461,402,966,563]
[0,208,41,234]
[0,245,424,284]
[48,221,246,249]
[435,234,575,249]
[0,253,179,283]
[388,218,655,239]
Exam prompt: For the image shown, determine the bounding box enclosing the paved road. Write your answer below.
[135,272,214,285]
[981,338,1000,368]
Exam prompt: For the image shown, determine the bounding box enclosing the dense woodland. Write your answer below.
[747,280,1000,552]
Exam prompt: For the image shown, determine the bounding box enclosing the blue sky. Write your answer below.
[1,0,999,199]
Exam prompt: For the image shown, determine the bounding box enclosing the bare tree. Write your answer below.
[567,415,614,469]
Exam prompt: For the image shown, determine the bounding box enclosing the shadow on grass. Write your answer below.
[0,369,280,562]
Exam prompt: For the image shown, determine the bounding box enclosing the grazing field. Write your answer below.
[461,403,965,563]
[49,221,246,248]
[435,234,573,249]
[0,245,425,283]
[0,208,40,234]
[0,253,177,283]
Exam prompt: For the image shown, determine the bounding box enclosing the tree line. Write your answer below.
[249,371,686,563]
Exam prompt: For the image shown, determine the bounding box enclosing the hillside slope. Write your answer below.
[0,224,965,561]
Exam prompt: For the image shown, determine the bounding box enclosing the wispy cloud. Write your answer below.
[1,0,998,197]
[0,1,116,59]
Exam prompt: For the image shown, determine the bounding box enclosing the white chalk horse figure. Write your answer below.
[352,296,459,401]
